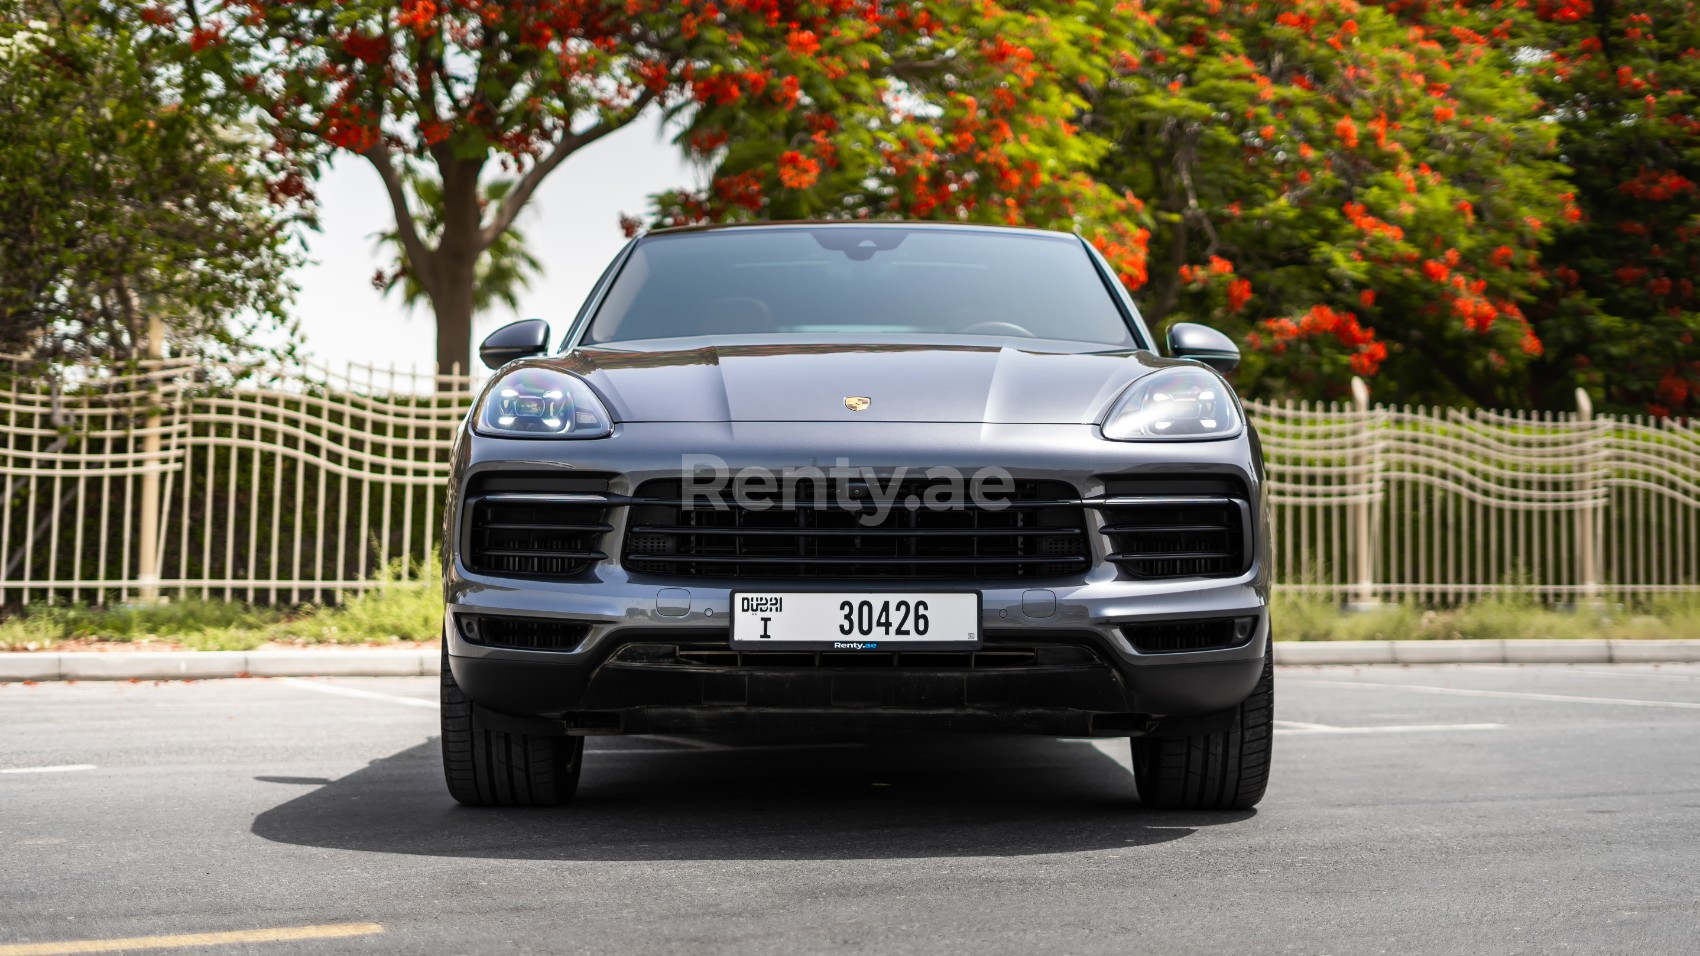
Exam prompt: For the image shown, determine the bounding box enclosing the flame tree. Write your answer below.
[1087,0,1570,404]
[1520,0,1700,417]
[168,0,1150,372]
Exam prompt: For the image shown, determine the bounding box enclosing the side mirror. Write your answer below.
[479,318,551,370]
[1166,322,1240,374]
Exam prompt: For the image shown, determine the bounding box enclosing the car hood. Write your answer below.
[547,337,1179,425]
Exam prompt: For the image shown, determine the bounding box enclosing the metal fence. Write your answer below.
[2,356,1697,607]
[0,355,469,606]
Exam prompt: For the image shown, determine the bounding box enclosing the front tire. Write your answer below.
[1131,647,1273,811]
[440,647,583,807]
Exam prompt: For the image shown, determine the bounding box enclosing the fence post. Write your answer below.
[1574,387,1602,609]
[1348,376,1379,610]
[136,314,164,603]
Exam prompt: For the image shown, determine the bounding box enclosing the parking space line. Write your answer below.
[644,734,730,750]
[1285,678,1700,710]
[1274,720,1504,735]
[1,765,95,775]
[277,677,433,709]
[1274,719,1337,731]
[0,922,384,955]
[1542,667,1700,683]
[1087,738,1135,773]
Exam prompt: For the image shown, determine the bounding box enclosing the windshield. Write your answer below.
[582,226,1137,347]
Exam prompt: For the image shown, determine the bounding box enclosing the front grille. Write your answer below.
[621,479,1088,580]
[1122,617,1256,653]
[464,473,612,578]
[1096,476,1250,579]
[613,641,1101,669]
[461,615,592,651]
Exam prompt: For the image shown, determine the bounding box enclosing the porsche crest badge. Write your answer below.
[844,396,872,412]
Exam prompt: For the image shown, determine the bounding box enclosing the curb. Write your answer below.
[2,642,1697,681]
[1273,639,1700,666]
[0,649,440,682]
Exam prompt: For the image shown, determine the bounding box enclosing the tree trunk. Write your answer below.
[426,156,486,375]
[432,261,477,377]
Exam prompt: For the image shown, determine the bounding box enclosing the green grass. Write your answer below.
[7,571,1700,650]
[1272,593,1700,641]
[0,551,444,651]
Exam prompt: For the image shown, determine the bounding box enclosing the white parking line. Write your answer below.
[1087,738,1134,772]
[1286,677,1700,710]
[1274,720,1504,735]
[269,684,874,753]
[1,764,96,775]
[1539,667,1700,683]
[276,677,433,709]
[644,734,730,750]
[0,922,384,955]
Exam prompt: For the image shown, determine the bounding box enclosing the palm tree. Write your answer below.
[374,174,543,324]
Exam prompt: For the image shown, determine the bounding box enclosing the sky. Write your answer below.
[288,115,699,375]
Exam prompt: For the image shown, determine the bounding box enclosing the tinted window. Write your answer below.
[583,227,1135,346]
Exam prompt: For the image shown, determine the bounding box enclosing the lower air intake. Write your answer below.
[460,615,592,652]
[1122,617,1257,654]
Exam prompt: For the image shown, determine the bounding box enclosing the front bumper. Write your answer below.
[445,422,1270,733]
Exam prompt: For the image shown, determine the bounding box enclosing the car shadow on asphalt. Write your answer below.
[251,734,1254,861]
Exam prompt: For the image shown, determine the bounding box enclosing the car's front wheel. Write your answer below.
[1131,646,1273,811]
[440,647,583,807]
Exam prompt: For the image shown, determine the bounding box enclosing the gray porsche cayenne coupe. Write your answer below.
[442,221,1272,810]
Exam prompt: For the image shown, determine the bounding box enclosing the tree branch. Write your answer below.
[480,87,661,249]
[1174,125,1220,259]
[362,143,438,298]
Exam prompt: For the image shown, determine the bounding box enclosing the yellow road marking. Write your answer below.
[0,922,384,955]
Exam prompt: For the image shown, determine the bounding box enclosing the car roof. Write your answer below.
[641,220,1082,241]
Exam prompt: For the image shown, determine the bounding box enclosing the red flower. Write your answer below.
[189,24,223,51]
[786,29,821,57]
[1657,370,1691,405]
[777,151,820,190]
[341,33,388,65]
[1335,116,1359,149]
[1228,278,1252,312]
[398,0,438,36]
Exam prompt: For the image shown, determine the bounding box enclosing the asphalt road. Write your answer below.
[2,665,1698,956]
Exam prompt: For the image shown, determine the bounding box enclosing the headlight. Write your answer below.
[475,367,613,438]
[1102,366,1242,441]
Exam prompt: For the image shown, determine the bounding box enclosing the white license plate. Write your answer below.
[730,592,981,650]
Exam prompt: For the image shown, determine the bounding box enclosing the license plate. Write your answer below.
[730,592,981,650]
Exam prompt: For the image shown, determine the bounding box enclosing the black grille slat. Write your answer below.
[1109,551,1239,562]
[629,525,1082,538]
[623,553,1077,566]
[478,522,613,532]
[1095,482,1249,579]
[465,473,612,578]
[1100,523,1231,535]
[623,479,1088,580]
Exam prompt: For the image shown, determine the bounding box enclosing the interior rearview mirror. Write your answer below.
[479,319,551,370]
[1165,322,1240,374]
